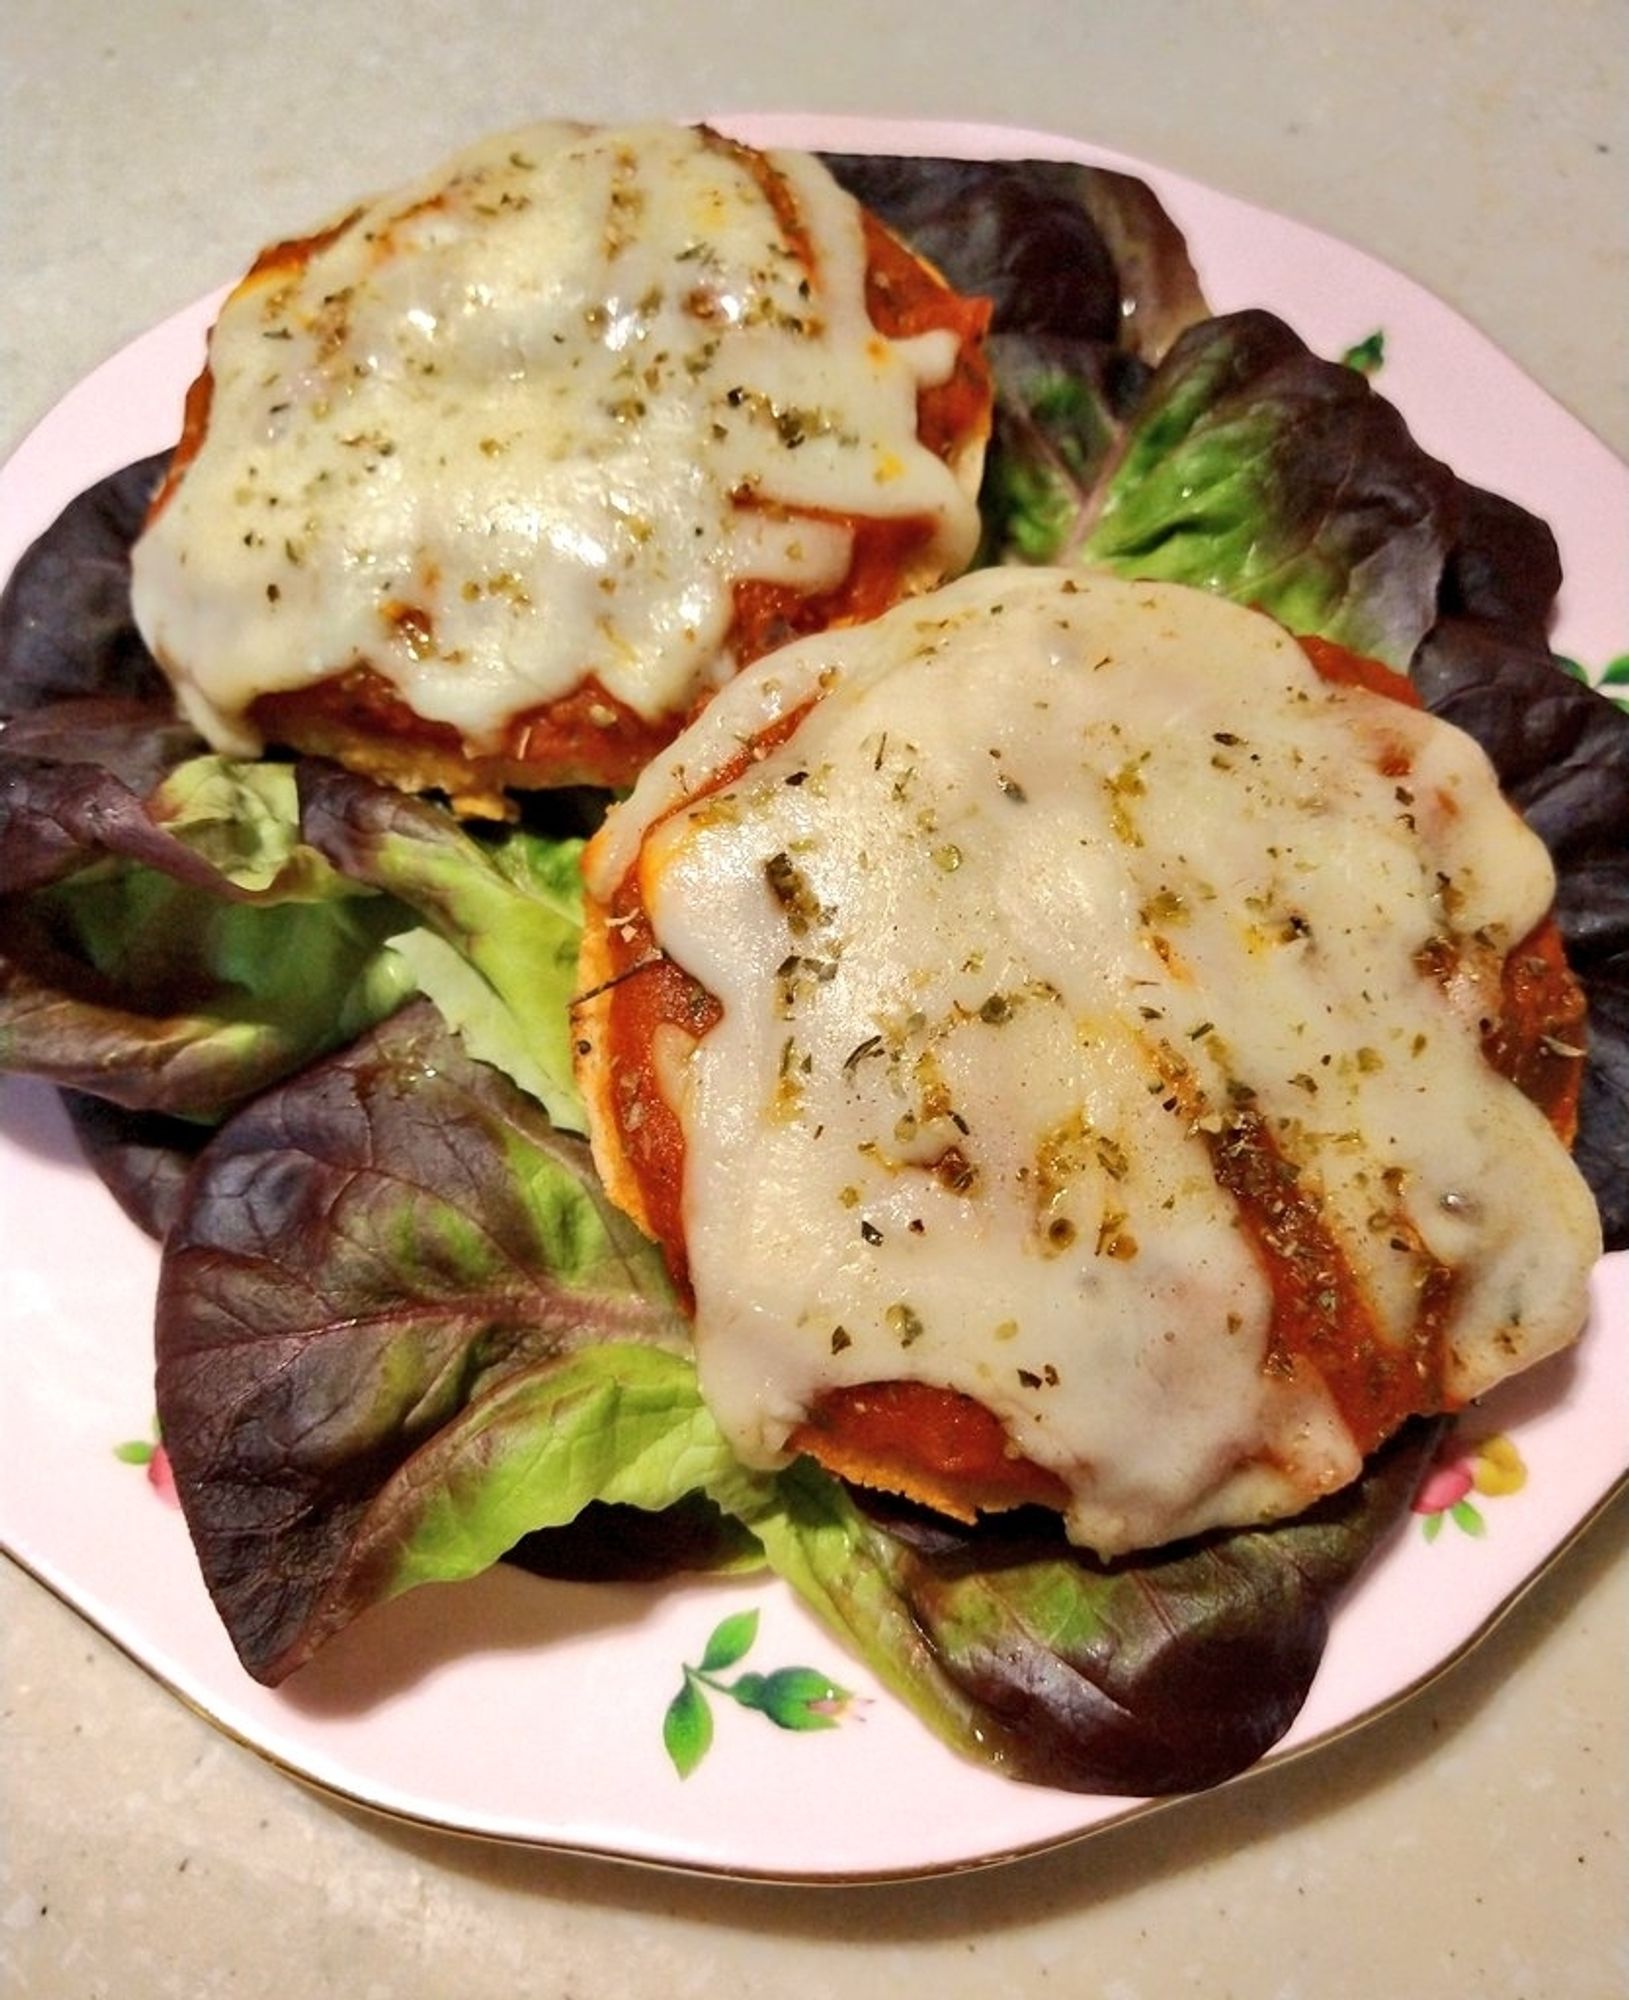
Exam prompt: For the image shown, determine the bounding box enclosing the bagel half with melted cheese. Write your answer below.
[130,123,991,813]
[572,568,1601,1557]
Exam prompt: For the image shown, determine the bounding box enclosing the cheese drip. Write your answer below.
[592,570,1601,1555]
[130,123,982,756]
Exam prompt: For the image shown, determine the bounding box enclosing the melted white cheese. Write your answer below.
[589,570,1601,1554]
[130,123,982,756]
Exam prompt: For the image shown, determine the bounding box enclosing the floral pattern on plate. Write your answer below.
[1413,1430,1528,1542]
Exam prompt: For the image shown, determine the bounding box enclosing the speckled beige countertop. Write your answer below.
[2,4,1625,1995]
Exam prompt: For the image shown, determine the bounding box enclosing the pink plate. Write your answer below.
[1,115,1625,1881]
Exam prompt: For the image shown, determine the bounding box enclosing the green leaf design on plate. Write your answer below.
[662,1678,713,1780]
[662,1607,854,1775]
[1555,651,1629,708]
[1340,329,1386,374]
[698,1608,760,1674]
[743,1666,851,1732]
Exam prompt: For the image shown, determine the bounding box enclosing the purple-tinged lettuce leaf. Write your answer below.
[977,333,1153,564]
[1074,310,1460,667]
[756,1431,1437,1795]
[0,892,414,1123]
[0,745,417,1121]
[154,1001,693,1681]
[58,1090,209,1239]
[297,762,586,1130]
[1068,165,1212,363]
[1390,457,1629,1249]
[826,152,1123,345]
[821,153,1207,359]
[820,155,1208,573]
[0,699,208,894]
[1412,623,1629,1250]
[0,454,172,715]
[1429,478,1563,642]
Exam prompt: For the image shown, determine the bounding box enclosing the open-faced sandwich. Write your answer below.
[130,123,991,810]
[574,566,1599,1555]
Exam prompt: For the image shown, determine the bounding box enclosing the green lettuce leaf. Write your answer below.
[748,1438,1434,1795]
[977,308,1465,670]
[1,728,418,1122]
[148,754,353,897]
[297,762,587,1131]
[377,1343,767,1590]
[977,333,1153,564]
[1078,311,1461,666]
[289,1340,774,1674]
[1,711,588,1141]
[155,1001,688,1680]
